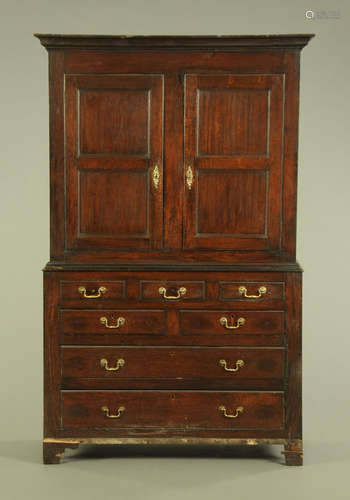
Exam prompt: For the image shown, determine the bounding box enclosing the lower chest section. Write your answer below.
[44,269,302,438]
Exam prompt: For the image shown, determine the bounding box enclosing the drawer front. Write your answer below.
[61,391,284,430]
[60,280,126,306]
[61,347,284,380]
[180,310,284,336]
[140,280,205,302]
[219,281,285,302]
[61,310,165,336]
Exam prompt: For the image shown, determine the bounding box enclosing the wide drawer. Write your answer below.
[180,310,284,336]
[61,310,166,336]
[61,391,284,429]
[61,347,284,380]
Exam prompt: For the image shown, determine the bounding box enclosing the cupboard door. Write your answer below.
[65,74,163,251]
[184,74,283,252]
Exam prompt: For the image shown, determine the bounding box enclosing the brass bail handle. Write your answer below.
[239,286,267,299]
[220,316,245,330]
[219,359,245,372]
[159,286,187,300]
[101,406,125,419]
[219,405,244,419]
[78,286,107,299]
[100,358,125,371]
[100,316,126,329]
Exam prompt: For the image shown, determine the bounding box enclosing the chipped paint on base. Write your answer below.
[44,437,289,446]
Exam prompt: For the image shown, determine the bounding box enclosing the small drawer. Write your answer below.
[60,310,165,337]
[140,280,205,302]
[61,347,285,380]
[219,281,285,302]
[61,390,284,430]
[60,280,125,306]
[180,310,284,336]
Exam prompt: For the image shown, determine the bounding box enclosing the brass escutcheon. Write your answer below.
[186,165,193,190]
[152,165,160,189]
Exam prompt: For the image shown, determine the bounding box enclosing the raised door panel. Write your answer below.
[79,89,149,155]
[65,74,163,250]
[184,74,284,251]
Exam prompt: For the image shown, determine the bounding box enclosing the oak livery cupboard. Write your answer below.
[35,34,313,465]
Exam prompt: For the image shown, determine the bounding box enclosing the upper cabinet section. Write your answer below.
[36,34,313,263]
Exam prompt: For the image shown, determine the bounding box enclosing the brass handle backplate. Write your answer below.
[220,316,245,330]
[219,405,244,419]
[239,286,267,299]
[152,165,160,189]
[78,286,107,299]
[101,406,125,419]
[100,358,125,371]
[219,359,245,372]
[158,286,187,300]
[100,316,126,329]
[186,165,193,190]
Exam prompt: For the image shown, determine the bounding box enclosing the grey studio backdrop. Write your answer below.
[0,1,349,499]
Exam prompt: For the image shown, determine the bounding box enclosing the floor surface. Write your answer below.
[1,440,349,500]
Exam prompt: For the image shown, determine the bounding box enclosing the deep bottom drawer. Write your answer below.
[61,391,284,430]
